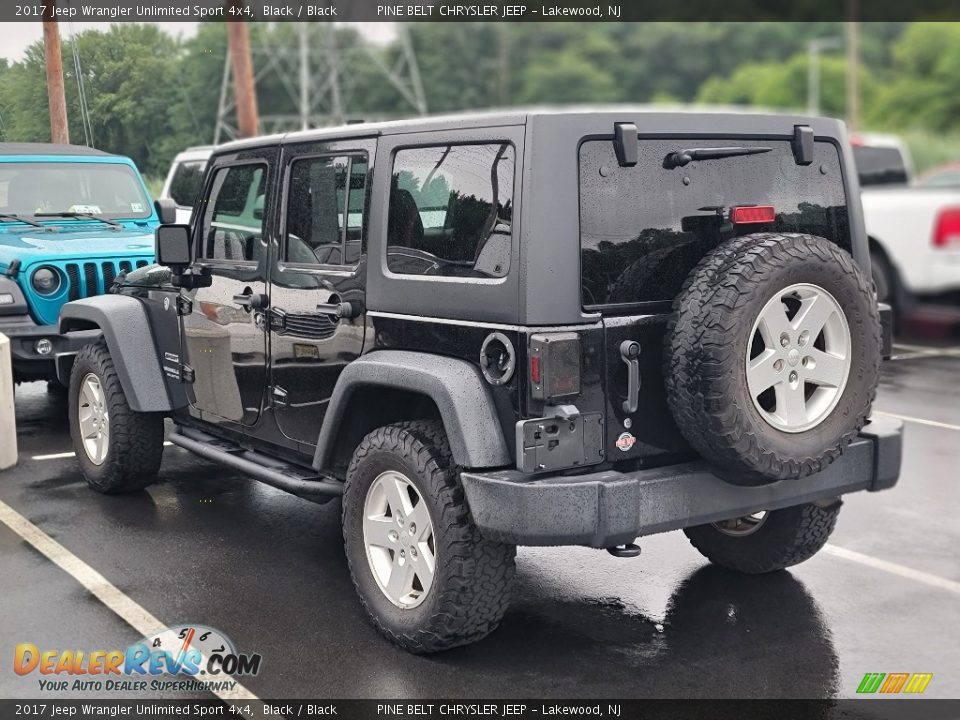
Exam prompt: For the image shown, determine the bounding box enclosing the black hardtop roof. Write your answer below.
[0,142,112,157]
[213,105,840,156]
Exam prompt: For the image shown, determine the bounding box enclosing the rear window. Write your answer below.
[579,138,850,309]
[168,160,207,207]
[853,146,909,187]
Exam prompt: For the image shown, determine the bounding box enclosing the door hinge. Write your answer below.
[176,295,193,316]
[271,385,289,406]
[180,364,195,383]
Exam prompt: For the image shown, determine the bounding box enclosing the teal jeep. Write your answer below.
[0,143,158,383]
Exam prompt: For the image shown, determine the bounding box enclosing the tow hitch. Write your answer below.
[606,542,641,558]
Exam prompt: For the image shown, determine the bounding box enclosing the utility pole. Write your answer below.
[41,1,69,145]
[807,37,842,116]
[845,19,860,132]
[227,20,259,139]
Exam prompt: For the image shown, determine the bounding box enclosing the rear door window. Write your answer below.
[579,138,850,309]
[284,154,367,267]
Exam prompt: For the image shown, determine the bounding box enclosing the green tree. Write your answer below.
[867,23,960,133]
[697,53,875,119]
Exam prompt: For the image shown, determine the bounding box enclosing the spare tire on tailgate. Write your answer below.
[664,233,881,484]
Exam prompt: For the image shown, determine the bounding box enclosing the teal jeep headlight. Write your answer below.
[31,266,61,295]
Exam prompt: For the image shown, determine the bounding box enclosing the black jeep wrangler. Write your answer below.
[58,110,903,653]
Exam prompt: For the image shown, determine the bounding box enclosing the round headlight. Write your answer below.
[31,267,61,295]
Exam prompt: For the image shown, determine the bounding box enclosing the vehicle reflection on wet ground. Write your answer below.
[2,342,959,699]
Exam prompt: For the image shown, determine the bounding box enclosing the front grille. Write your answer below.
[281,313,336,340]
[56,258,152,300]
[83,263,99,297]
[65,264,80,301]
[102,262,116,289]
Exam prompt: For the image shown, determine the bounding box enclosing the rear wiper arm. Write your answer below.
[0,213,45,228]
[34,211,122,228]
[663,146,772,169]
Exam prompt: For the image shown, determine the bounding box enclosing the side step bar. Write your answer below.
[168,426,343,502]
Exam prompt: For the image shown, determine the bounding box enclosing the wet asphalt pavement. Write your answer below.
[2,343,959,701]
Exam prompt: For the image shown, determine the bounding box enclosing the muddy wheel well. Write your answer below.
[328,387,442,477]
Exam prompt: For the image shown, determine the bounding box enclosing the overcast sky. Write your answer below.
[0,22,395,61]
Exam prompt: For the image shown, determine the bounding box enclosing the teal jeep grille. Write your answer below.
[27,257,152,325]
[63,259,150,300]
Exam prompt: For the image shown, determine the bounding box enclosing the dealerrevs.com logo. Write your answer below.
[856,672,934,694]
[14,624,262,694]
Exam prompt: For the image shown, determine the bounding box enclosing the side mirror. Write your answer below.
[154,198,178,225]
[155,224,192,268]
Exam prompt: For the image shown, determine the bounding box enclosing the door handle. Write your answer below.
[619,340,641,414]
[233,290,268,311]
[316,299,361,320]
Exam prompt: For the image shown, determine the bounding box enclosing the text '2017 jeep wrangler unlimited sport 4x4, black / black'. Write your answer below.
[58,109,903,653]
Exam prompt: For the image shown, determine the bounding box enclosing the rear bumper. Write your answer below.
[460,417,903,548]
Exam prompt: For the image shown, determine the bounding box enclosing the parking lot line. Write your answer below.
[0,498,261,703]
[873,410,960,432]
[33,442,173,461]
[892,343,960,356]
[824,544,960,596]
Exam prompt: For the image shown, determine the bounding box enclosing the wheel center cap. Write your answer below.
[787,348,801,367]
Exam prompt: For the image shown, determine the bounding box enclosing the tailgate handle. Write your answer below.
[620,340,641,414]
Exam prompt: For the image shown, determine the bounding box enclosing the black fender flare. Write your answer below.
[59,295,173,412]
[312,350,512,471]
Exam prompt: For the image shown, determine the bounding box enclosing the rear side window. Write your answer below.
[168,160,206,207]
[284,154,367,267]
[201,164,266,263]
[579,138,850,309]
[387,143,514,279]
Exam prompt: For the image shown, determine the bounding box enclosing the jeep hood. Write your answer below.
[0,227,154,264]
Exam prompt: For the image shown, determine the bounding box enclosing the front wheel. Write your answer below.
[68,339,164,493]
[342,420,516,653]
[684,501,841,574]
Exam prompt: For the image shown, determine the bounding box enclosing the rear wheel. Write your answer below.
[69,339,164,493]
[342,420,515,653]
[684,501,841,574]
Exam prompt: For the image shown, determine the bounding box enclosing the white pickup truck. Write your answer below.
[856,134,960,311]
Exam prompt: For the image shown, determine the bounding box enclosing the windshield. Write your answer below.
[0,162,152,221]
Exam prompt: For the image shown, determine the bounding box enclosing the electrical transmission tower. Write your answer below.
[214,23,427,144]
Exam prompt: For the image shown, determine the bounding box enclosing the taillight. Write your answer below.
[730,205,776,225]
[530,355,540,384]
[529,332,581,402]
[933,208,960,249]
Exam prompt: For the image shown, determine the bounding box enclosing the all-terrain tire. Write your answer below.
[664,233,881,484]
[684,501,841,574]
[342,420,516,653]
[68,339,164,493]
